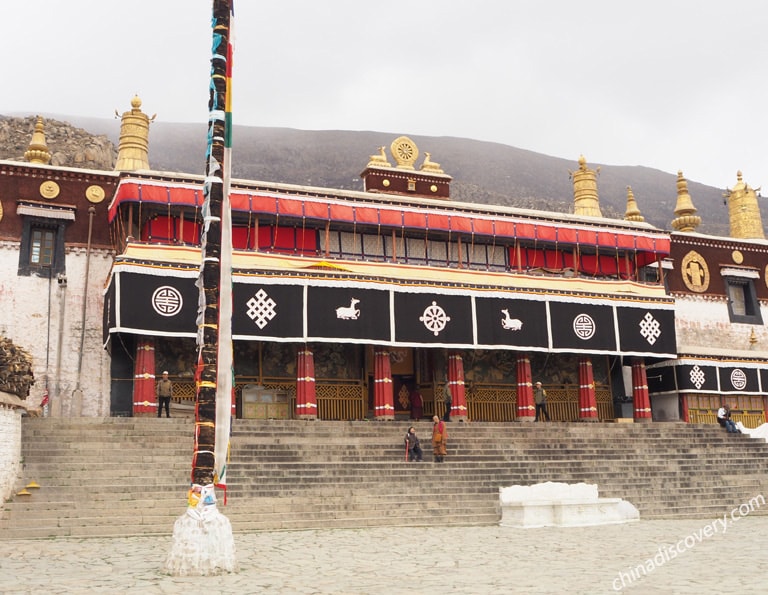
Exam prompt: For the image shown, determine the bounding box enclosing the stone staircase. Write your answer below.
[2,417,768,539]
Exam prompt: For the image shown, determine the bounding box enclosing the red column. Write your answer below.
[681,395,690,423]
[631,359,652,422]
[133,339,156,416]
[516,354,535,422]
[447,353,468,422]
[296,347,317,420]
[578,356,599,421]
[374,348,394,420]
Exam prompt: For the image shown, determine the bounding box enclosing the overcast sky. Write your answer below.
[5,1,768,189]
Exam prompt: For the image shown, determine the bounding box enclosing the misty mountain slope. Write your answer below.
[6,114,742,235]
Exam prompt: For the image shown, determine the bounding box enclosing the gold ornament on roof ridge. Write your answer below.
[724,170,765,240]
[419,152,444,174]
[24,116,52,165]
[569,155,602,218]
[623,186,644,222]
[114,94,155,172]
[390,136,418,170]
[671,171,701,232]
[366,146,391,168]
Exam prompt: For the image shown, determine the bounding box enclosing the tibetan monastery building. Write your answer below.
[648,171,768,427]
[104,132,676,422]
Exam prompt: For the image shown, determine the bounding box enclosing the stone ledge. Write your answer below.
[499,481,639,528]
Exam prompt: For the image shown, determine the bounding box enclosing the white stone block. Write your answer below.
[499,482,639,528]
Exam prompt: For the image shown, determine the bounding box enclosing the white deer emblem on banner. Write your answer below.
[501,309,523,331]
[336,298,361,320]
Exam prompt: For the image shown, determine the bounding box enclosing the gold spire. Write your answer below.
[671,171,701,232]
[24,116,52,164]
[570,155,602,217]
[724,171,765,239]
[623,186,644,222]
[114,95,154,171]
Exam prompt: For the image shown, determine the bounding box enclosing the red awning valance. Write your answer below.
[110,179,670,258]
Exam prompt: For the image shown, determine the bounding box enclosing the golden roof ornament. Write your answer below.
[724,171,765,239]
[671,171,701,232]
[114,95,155,172]
[569,155,602,217]
[623,186,644,222]
[390,136,419,170]
[419,152,444,174]
[366,146,391,168]
[24,116,52,164]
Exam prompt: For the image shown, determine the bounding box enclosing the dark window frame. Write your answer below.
[18,217,67,277]
[724,276,763,325]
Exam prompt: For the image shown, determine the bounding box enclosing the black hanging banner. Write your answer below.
[616,306,677,356]
[475,296,549,349]
[306,286,391,342]
[675,364,719,393]
[393,292,474,345]
[117,272,197,336]
[105,269,677,357]
[717,366,761,394]
[233,282,304,339]
[549,301,616,352]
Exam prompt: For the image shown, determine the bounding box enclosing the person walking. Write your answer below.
[404,426,423,462]
[432,415,447,463]
[156,370,173,418]
[534,381,550,422]
[443,382,453,422]
[409,384,424,420]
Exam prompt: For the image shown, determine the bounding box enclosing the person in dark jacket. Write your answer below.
[404,426,423,462]
[156,370,173,418]
[534,381,550,422]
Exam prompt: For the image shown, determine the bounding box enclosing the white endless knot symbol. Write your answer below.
[572,314,596,340]
[152,286,183,317]
[246,289,277,329]
[639,312,661,345]
[690,365,706,390]
[730,368,747,391]
[419,301,451,336]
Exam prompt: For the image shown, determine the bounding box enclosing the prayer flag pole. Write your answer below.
[164,0,237,575]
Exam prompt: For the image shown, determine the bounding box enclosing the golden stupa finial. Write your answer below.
[366,146,391,168]
[419,152,444,174]
[569,155,602,217]
[671,171,701,232]
[24,116,52,164]
[114,94,155,171]
[623,186,644,222]
[723,170,764,239]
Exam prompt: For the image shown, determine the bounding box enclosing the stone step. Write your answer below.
[4,418,768,539]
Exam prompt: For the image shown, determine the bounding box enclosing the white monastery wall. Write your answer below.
[0,242,114,417]
[0,399,22,502]
[674,294,768,356]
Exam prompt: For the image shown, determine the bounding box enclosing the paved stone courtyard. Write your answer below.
[1,516,767,594]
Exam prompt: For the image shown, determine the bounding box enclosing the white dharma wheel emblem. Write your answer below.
[572,313,596,340]
[730,369,747,391]
[152,286,183,317]
[420,301,451,336]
